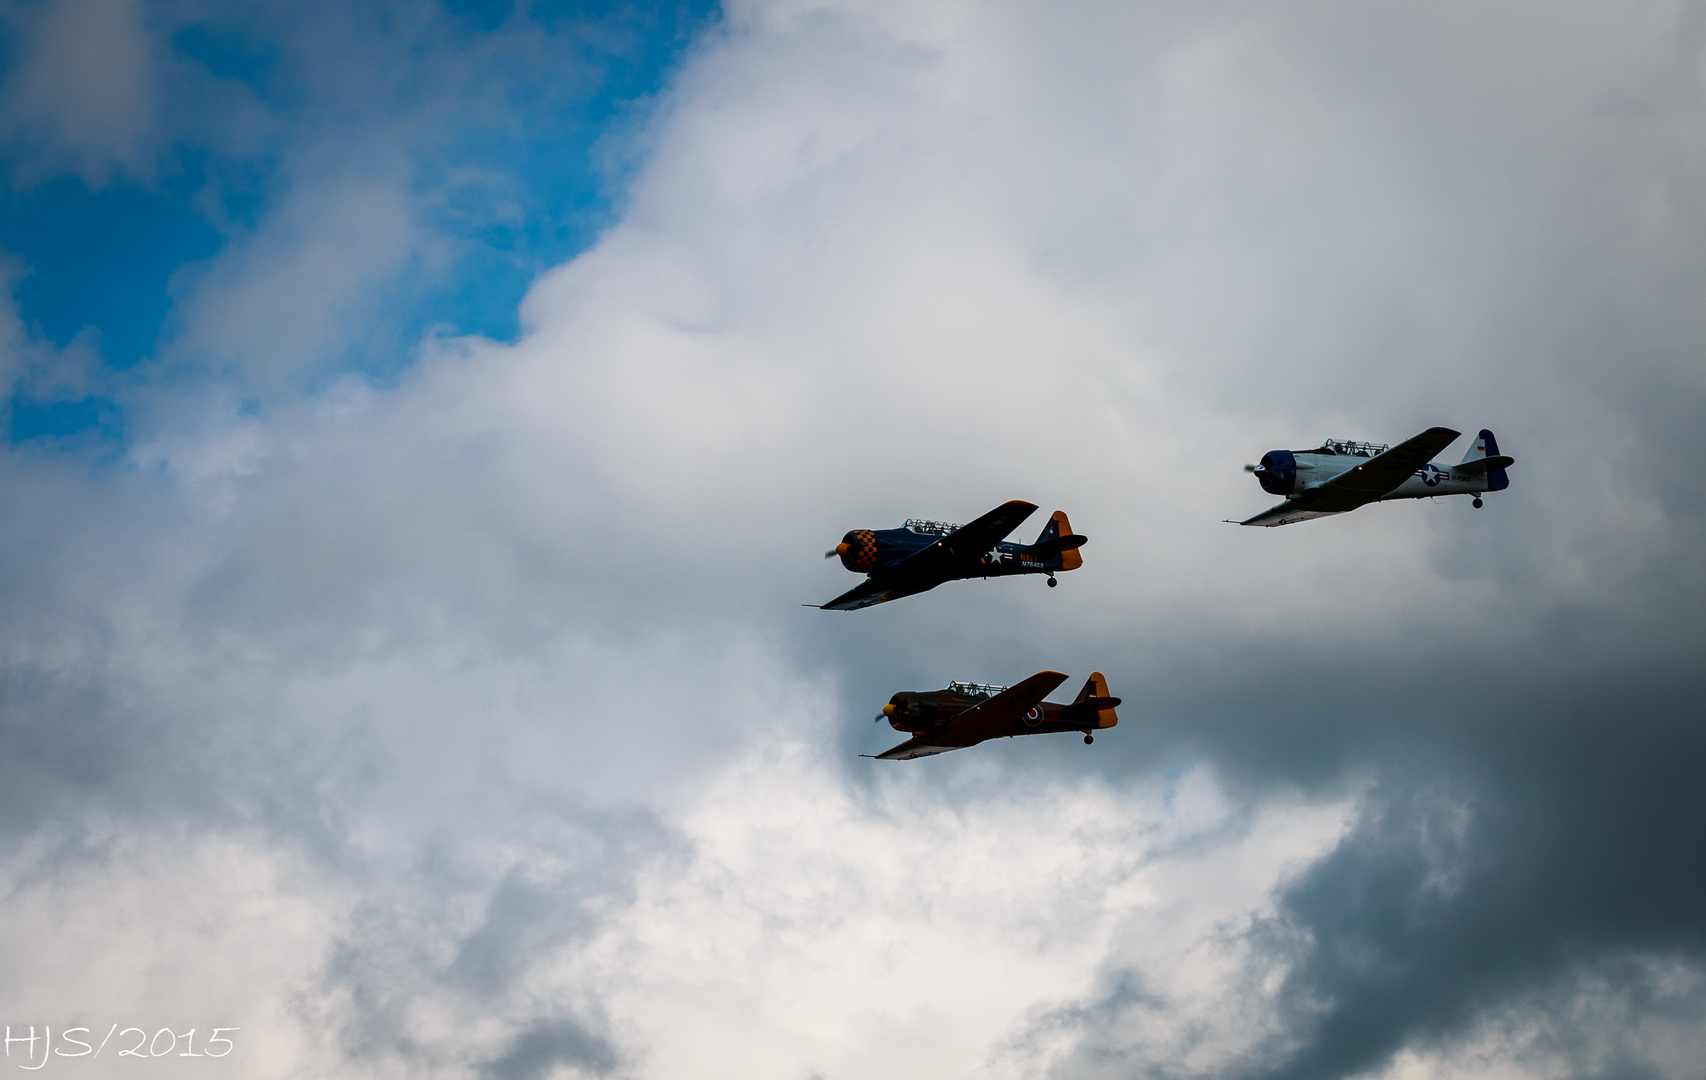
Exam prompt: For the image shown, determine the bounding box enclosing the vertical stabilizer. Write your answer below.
[1034,511,1083,571]
[1458,431,1490,465]
[1460,428,1514,491]
[1070,671,1119,728]
[1459,428,1511,491]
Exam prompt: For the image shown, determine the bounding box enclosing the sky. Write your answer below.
[1,1,1703,1078]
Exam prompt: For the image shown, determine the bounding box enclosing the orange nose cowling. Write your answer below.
[838,530,879,572]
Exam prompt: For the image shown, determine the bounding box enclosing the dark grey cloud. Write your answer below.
[1248,677,1706,1080]
[481,1018,617,1080]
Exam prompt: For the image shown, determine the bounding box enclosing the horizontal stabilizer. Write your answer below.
[1025,534,1087,559]
[1061,696,1121,719]
[1454,455,1515,475]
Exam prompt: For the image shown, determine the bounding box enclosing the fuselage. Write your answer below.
[835,523,1060,580]
[882,683,1109,738]
[1255,439,1508,502]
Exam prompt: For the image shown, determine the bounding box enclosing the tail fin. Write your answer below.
[1062,671,1119,729]
[1458,429,1511,491]
[1031,511,1083,571]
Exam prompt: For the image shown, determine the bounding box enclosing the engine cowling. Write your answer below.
[835,529,879,572]
[1253,450,1297,495]
[883,694,915,729]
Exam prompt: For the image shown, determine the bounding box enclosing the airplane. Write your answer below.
[816,500,1086,610]
[866,670,1120,760]
[1238,427,1513,527]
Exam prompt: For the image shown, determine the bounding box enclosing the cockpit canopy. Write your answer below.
[904,518,961,536]
[1307,439,1390,458]
[946,681,1008,698]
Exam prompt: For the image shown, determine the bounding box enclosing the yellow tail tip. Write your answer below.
[1053,511,1083,571]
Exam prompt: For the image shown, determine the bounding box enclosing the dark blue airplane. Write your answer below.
[817,500,1086,611]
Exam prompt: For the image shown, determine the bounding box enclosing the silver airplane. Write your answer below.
[1239,427,1512,527]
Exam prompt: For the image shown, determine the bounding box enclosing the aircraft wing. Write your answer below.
[1313,426,1462,503]
[944,670,1070,734]
[873,735,980,760]
[896,500,1039,580]
[1239,503,1350,527]
[933,500,1040,560]
[1239,427,1461,527]
[817,500,1039,610]
[818,576,940,611]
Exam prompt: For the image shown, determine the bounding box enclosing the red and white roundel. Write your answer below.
[1024,706,1042,726]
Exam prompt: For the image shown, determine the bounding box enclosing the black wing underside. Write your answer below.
[872,735,977,760]
[819,576,940,612]
[819,500,1039,610]
[1240,427,1461,528]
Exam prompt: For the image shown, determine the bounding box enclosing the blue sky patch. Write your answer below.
[2,170,225,369]
[1,0,719,444]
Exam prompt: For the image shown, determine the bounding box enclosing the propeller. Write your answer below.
[825,541,851,560]
[1244,463,1259,473]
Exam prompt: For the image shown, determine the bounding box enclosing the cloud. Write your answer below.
[2,0,1705,1077]
[1361,955,1706,1080]
[0,0,160,185]
[167,174,425,385]
[0,830,339,1075]
[481,1020,617,1080]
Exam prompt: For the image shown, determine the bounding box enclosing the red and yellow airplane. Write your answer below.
[867,671,1120,760]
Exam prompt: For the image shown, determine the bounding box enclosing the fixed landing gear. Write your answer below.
[1083,734,1094,745]
[1046,574,1058,588]
[1472,497,1484,509]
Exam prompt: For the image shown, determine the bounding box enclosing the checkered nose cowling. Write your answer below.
[837,530,879,572]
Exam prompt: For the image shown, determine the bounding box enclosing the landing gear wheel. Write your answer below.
[1047,575,1058,588]
[1083,734,1094,745]
[1473,497,1484,509]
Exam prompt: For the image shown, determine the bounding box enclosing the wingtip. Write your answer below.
[1420,425,1463,446]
